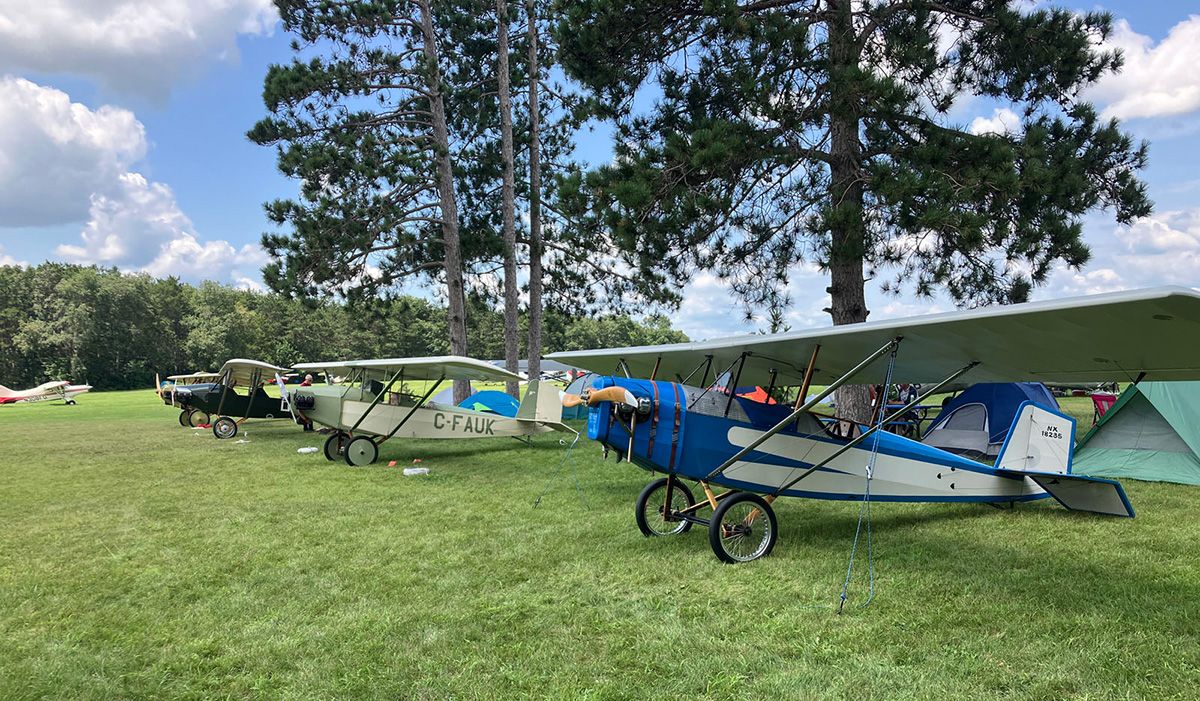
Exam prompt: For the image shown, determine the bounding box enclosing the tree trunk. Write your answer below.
[827,0,872,426]
[525,0,543,383]
[497,0,521,398]
[418,0,471,403]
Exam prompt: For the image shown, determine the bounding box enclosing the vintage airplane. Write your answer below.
[173,359,305,439]
[549,287,1200,563]
[155,372,220,426]
[0,381,92,405]
[291,356,574,466]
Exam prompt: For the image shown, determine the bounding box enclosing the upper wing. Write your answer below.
[549,287,1200,385]
[296,355,525,383]
[218,359,291,386]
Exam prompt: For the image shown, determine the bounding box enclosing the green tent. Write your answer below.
[1073,382,1200,486]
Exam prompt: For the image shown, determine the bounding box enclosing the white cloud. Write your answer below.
[1089,16,1200,121]
[0,244,26,267]
[0,0,278,99]
[968,107,1021,136]
[0,76,146,227]
[57,171,267,285]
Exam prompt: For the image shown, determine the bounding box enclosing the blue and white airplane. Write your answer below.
[551,287,1200,563]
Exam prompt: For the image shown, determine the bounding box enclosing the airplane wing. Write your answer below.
[296,355,526,383]
[218,359,291,386]
[166,372,219,382]
[549,286,1200,385]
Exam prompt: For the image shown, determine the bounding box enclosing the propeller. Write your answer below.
[560,385,639,409]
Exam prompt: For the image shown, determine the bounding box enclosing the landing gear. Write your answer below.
[635,477,695,536]
[65,399,77,406]
[212,416,238,440]
[344,436,378,466]
[179,409,192,427]
[323,432,349,461]
[188,410,210,427]
[708,492,777,564]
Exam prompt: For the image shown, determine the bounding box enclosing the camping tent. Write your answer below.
[458,390,520,417]
[1072,382,1200,486]
[922,382,1059,458]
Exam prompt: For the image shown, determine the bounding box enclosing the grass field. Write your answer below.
[2,390,1198,700]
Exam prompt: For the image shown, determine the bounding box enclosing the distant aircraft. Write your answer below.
[173,359,303,439]
[550,287,1200,563]
[0,381,92,405]
[292,356,574,466]
[155,372,220,426]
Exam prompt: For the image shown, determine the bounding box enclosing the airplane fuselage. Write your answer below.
[587,377,1049,505]
[297,384,555,440]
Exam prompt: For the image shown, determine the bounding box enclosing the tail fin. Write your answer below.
[0,384,12,397]
[995,403,1134,517]
[517,380,573,432]
[995,402,1076,474]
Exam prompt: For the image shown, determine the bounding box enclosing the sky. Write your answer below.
[0,1,1198,340]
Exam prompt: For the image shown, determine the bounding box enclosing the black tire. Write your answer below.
[188,410,210,428]
[344,436,378,466]
[323,432,349,461]
[708,492,778,564]
[635,477,696,536]
[66,399,77,406]
[212,416,238,440]
[179,410,192,427]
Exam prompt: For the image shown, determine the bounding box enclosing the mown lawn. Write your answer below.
[1,390,1197,700]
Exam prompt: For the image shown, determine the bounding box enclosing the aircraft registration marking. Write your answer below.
[432,412,496,435]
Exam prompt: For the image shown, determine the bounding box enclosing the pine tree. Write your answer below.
[557,0,1151,419]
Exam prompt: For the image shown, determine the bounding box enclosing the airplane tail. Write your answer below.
[517,380,574,433]
[0,384,12,398]
[995,402,1134,517]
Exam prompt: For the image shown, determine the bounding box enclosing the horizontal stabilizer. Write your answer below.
[999,470,1134,517]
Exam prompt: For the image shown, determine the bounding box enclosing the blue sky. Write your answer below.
[1,1,1198,339]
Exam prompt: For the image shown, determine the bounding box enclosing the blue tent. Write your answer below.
[458,390,520,417]
[923,383,1059,458]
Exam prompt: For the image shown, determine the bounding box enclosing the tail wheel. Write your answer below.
[635,477,696,536]
[708,492,777,564]
[212,417,238,440]
[188,410,210,427]
[323,432,349,461]
[344,436,378,466]
[179,410,192,427]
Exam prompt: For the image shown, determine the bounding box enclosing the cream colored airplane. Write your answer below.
[0,381,92,405]
[292,356,574,466]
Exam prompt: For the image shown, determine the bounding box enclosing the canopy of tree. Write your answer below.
[0,264,687,391]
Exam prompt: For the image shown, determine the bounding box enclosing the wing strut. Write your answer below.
[703,337,902,481]
[768,359,979,497]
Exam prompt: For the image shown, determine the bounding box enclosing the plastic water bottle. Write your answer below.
[403,467,430,476]
[297,447,318,454]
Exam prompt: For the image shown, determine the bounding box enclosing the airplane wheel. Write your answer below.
[323,432,349,461]
[179,410,192,427]
[188,410,210,427]
[212,417,238,440]
[344,436,378,467]
[635,478,695,536]
[708,492,777,564]
[66,399,77,406]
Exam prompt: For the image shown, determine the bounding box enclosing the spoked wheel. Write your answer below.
[343,436,378,466]
[179,410,192,427]
[323,432,349,461]
[635,477,696,536]
[188,410,210,427]
[708,492,778,564]
[212,416,238,440]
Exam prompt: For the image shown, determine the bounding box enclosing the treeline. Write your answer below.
[0,264,687,391]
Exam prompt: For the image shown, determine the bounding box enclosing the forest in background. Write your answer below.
[0,264,687,390]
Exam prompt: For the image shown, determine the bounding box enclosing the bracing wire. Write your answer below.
[533,431,587,509]
[837,346,897,614]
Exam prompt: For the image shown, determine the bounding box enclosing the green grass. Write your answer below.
[1,391,1197,700]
